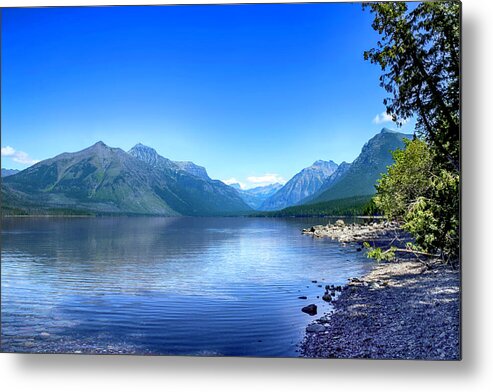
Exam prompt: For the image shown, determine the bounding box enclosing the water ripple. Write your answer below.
[1,217,373,356]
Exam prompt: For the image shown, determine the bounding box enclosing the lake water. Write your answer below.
[1,217,373,357]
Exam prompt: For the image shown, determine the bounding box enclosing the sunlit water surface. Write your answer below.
[1,217,373,357]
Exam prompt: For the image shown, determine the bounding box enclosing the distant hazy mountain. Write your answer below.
[259,160,338,211]
[247,183,284,197]
[1,168,20,177]
[322,161,351,189]
[2,142,250,216]
[229,183,242,190]
[230,183,283,209]
[308,128,412,204]
[300,161,351,205]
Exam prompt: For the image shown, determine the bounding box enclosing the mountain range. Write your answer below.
[246,128,410,212]
[229,183,283,209]
[1,168,20,177]
[259,160,338,211]
[2,142,250,216]
[1,128,412,216]
[303,128,412,205]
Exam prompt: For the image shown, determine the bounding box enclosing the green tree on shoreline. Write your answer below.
[363,1,460,263]
[373,138,459,261]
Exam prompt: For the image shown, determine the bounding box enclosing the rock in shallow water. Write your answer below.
[302,304,317,316]
[322,293,332,302]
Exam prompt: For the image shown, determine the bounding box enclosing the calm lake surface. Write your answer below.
[1,217,373,357]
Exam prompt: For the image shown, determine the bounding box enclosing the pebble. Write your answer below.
[306,324,326,333]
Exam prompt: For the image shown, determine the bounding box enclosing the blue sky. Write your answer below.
[1,3,415,188]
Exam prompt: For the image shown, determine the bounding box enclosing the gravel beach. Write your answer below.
[300,222,461,360]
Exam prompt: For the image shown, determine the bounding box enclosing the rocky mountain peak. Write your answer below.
[86,141,112,152]
[380,127,395,134]
[310,160,338,170]
[259,160,339,211]
[84,141,110,151]
[174,161,210,181]
[308,129,411,204]
[128,143,161,167]
[1,168,20,177]
[77,141,120,159]
[130,143,157,154]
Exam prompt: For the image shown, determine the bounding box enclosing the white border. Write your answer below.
[1,0,492,391]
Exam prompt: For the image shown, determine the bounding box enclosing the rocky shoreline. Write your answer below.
[302,219,412,248]
[300,221,460,360]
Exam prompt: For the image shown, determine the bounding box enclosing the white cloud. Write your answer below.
[373,111,409,125]
[1,146,40,166]
[1,146,16,156]
[247,173,286,187]
[373,111,393,124]
[222,174,286,190]
[222,178,246,189]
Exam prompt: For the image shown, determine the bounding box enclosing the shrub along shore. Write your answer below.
[300,221,460,360]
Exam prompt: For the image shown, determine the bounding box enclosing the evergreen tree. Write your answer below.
[364,2,460,263]
[364,1,460,172]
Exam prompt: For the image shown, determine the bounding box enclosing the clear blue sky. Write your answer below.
[1,3,415,188]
